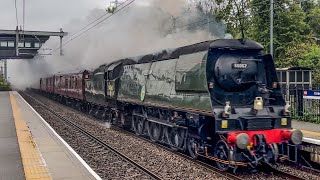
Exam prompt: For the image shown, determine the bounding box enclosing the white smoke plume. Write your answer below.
[8,0,227,89]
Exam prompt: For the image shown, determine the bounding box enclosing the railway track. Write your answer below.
[111,126,242,180]
[112,123,305,180]
[23,91,309,180]
[264,165,305,180]
[23,92,161,180]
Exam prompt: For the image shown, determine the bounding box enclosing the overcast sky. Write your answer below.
[0,0,144,31]
[3,0,224,89]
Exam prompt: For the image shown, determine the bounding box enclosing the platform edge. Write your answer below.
[16,92,102,180]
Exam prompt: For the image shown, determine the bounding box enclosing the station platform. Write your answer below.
[0,91,100,180]
[292,120,320,145]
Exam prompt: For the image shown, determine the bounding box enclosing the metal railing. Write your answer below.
[283,84,320,123]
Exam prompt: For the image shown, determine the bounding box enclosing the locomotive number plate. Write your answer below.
[232,63,248,69]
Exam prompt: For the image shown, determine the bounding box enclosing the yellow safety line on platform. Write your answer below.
[10,92,52,180]
[300,129,320,137]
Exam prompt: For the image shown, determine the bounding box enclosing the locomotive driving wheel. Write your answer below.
[135,117,144,135]
[131,115,137,132]
[214,140,230,171]
[187,137,199,159]
[149,122,161,142]
[167,127,185,151]
[106,110,113,124]
[131,116,143,135]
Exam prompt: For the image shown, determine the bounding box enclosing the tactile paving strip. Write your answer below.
[10,92,52,180]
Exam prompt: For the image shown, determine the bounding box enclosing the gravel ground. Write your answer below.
[22,91,320,180]
[276,164,320,180]
[33,101,154,179]
[23,92,224,180]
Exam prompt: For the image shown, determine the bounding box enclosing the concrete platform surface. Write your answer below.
[292,120,320,145]
[2,91,101,180]
[0,91,25,180]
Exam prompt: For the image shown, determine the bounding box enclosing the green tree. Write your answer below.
[306,6,320,37]
[250,0,309,60]
[299,43,320,82]
[194,0,252,38]
[196,0,318,74]
[279,42,320,82]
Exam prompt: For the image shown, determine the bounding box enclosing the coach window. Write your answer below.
[75,78,78,88]
[25,42,31,48]
[18,42,24,47]
[34,42,40,48]
[8,41,15,47]
[0,41,7,47]
[65,78,68,87]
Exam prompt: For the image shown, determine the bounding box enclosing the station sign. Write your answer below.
[303,90,320,99]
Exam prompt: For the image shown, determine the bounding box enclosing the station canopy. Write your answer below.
[0,28,67,59]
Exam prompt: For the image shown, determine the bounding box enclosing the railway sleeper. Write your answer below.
[33,90,309,174]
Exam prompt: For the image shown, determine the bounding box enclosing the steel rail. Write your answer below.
[23,92,162,180]
[110,126,242,180]
[112,126,306,180]
[26,91,307,180]
[267,167,304,180]
[26,93,243,180]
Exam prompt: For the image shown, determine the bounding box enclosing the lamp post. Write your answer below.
[270,0,274,56]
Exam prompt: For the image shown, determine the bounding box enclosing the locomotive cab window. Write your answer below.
[106,62,122,80]
[107,71,113,80]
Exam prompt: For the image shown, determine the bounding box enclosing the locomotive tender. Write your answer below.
[40,39,303,171]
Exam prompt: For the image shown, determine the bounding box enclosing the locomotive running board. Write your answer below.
[133,113,188,129]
